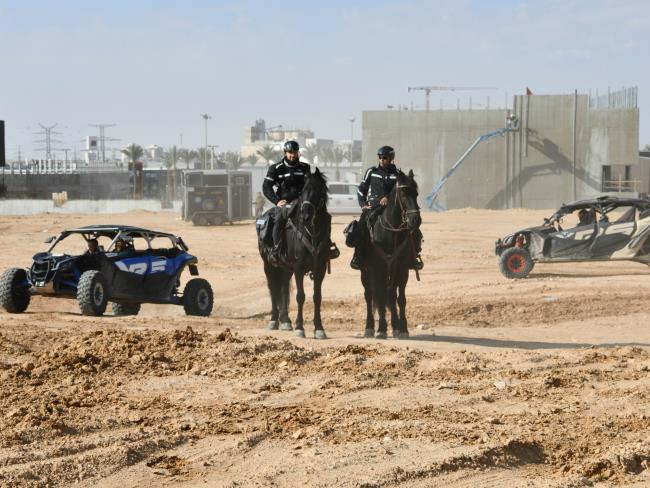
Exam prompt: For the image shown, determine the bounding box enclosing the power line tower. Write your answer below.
[34,123,63,160]
[407,86,496,111]
[89,123,119,164]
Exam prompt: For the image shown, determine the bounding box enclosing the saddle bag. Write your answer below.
[343,220,358,248]
[255,211,272,245]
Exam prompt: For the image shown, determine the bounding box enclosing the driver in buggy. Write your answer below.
[262,140,311,265]
[349,145,424,271]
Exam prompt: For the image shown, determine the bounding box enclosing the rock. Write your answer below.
[292,429,304,440]
[128,412,143,423]
[436,382,457,390]
[21,362,35,372]
[493,380,508,390]
[152,352,165,360]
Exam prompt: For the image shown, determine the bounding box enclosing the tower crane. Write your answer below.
[407,86,496,111]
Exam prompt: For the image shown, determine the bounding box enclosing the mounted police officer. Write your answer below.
[350,145,423,270]
[263,140,311,264]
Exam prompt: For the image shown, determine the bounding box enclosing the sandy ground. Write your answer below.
[0,209,649,487]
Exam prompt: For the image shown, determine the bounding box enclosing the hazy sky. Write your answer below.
[1,0,648,160]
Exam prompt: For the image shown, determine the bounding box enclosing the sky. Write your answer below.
[0,0,648,160]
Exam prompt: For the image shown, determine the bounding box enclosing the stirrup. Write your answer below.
[329,242,340,260]
[350,256,362,270]
[412,255,424,271]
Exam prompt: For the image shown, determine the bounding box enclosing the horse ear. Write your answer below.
[408,169,414,179]
[313,167,320,176]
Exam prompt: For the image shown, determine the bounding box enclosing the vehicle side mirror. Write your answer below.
[43,236,56,244]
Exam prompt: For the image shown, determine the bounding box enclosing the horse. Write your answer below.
[258,168,334,339]
[360,170,421,340]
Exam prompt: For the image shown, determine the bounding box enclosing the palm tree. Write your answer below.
[163,146,180,200]
[257,145,282,165]
[644,144,650,151]
[318,146,334,167]
[121,143,144,165]
[196,147,212,169]
[178,148,197,169]
[301,145,319,165]
[243,154,259,166]
[224,151,245,170]
[331,147,346,180]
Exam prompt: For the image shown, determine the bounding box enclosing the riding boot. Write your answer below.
[270,208,285,265]
[350,247,363,270]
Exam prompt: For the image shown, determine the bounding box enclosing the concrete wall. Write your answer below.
[0,199,182,216]
[363,93,639,209]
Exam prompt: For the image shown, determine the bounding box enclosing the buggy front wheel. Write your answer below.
[499,247,534,279]
[77,270,109,316]
[0,268,31,313]
[183,278,213,316]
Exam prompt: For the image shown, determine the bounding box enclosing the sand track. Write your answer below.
[0,210,649,487]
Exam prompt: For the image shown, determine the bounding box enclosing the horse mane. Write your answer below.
[397,169,418,191]
[303,168,330,196]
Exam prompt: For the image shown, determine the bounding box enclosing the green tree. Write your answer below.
[301,145,319,165]
[243,154,259,166]
[644,144,650,151]
[121,143,144,164]
[179,148,197,169]
[331,147,346,180]
[256,145,282,165]
[224,151,245,170]
[163,145,180,200]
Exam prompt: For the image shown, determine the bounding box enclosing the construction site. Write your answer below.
[364,87,640,210]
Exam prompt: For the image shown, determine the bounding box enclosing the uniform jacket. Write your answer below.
[263,159,310,204]
[357,163,399,207]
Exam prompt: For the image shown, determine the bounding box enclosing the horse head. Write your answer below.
[300,167,329,229]
[395,170,421,231]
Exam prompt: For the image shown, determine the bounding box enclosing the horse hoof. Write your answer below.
[363,328,375,338]
[395,331,410,340]
[375,331,387,340]
[314,330,327,340]
[267,320,279,330]
[293,329,306,338]
[279,322,293,331]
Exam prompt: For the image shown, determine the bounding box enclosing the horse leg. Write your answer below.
[374,272,388,340]
[293,272,306,338]
[388,283,400,338]
[264,262,279,330]
[279,271,292,331]
[361,268,374,338]
[312,264,327,340]
[398,270,410,337]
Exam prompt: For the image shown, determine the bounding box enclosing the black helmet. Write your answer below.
[283,140,300,152]
[377,145,395,158]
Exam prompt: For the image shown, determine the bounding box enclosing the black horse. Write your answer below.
[360,170,421,339]
[258,168,334,339]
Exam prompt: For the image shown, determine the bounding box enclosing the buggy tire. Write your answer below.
[499,247,534,279]
[0,268,31,313]
[111,302,141,316]
[183,278,213,316]
[77,270,109,316]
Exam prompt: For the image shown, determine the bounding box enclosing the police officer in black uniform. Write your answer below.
[350,145,423,270]
[263,140,311,263]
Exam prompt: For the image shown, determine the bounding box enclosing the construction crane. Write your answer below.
[426,114,520,211]
[407,86,496,111]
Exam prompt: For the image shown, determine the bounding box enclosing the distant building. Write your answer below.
[363,88,640,209]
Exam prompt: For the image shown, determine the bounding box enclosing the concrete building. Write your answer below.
[362,88,639,209]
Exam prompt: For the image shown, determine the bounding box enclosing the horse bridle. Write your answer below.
[379,183,420,233]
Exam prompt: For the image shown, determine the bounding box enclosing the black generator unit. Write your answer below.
[181,170,252,226]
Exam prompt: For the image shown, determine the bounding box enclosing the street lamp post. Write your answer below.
[348,117,356,164]
[200,113,211,169]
